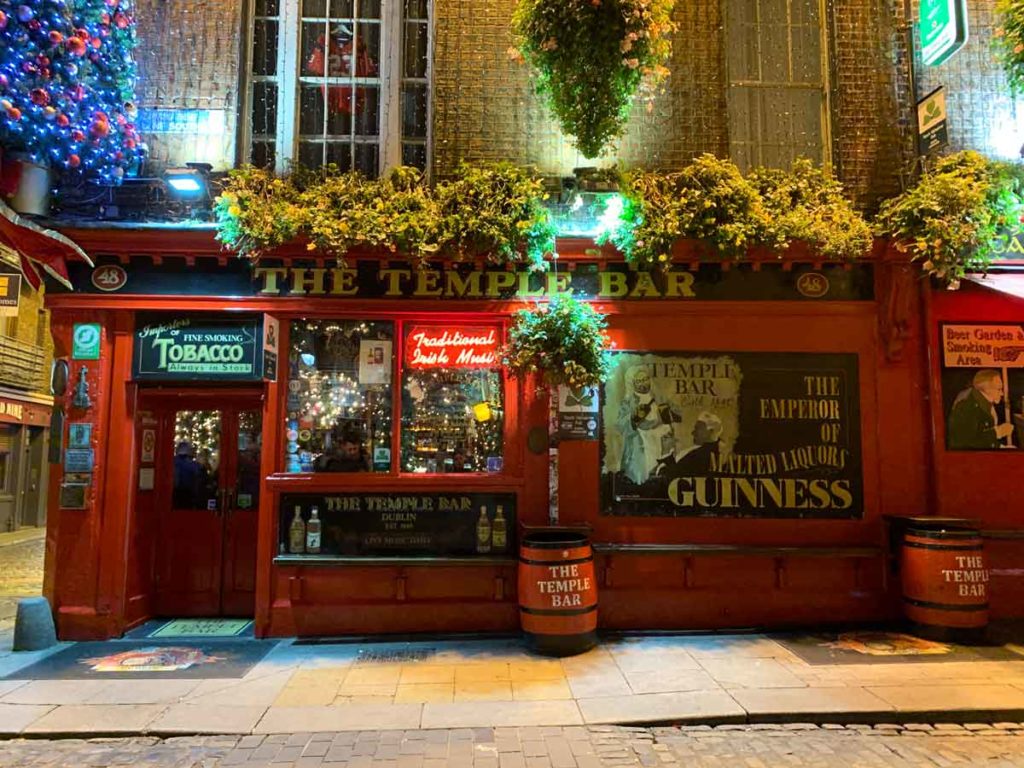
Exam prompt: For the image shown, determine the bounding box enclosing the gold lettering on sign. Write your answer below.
[445,271,483,298]
[599,271,628,298]
[379,268,411,296]
[415,270,443,297]
[254,267,289,294]
[289,268,327,295]
[329,268,358,295]
[485,271,517,297]
[0,401,24,420]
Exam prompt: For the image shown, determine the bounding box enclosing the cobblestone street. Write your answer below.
[0,532,44,638]
[4,724,1024,767]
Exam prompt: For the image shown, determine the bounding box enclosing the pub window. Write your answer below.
[401,325,504,474]
[286,319,395,472]
[723,0,831,171]
[243,0,432,176]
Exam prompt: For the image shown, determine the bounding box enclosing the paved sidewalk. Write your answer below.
[3,724,1024,767]
[4,633,1024,736]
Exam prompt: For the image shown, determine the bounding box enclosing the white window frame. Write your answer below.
[722,0,833,171]
[241,0,432,177]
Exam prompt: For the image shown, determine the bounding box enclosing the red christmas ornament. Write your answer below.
[56,113,69,127]
[69,85,85,101]
[0,74,8,88]
[124,138,136,149]
[71,129,85,141]
[27,18,40,30]
[30,88,49,105]
[67,36,86,56]
[7,107,22,121]
[0,10,7,30]
[76,28,88,39]
[90,37,101,49]
[114,12,128,29]
[49,30,63,44]
[101,12,110,23]
[105,0,118,7]
[68,154,81,168]
[36,55,50,67]
[115,113,126,126]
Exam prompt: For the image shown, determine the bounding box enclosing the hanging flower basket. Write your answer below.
[995,0,1024,94]
[511,0,676,159]
[504,292,613,389]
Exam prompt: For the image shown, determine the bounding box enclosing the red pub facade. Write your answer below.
[2,0,1021,640]
[40,225,991,641]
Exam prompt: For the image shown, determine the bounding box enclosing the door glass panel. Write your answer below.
[173,410,221,510]
[235,411,263,512]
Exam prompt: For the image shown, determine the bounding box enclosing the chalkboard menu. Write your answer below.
[279,492,516,558]
[600,351,862,519]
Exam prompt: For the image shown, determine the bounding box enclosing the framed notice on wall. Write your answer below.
[940,323,1024,451]
[600,351,862,519]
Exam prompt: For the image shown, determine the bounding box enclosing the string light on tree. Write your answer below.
[0,0,144,180]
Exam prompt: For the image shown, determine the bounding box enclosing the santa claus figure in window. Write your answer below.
[306,23,378,116]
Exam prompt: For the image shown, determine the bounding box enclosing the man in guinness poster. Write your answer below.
[600,351,863,519]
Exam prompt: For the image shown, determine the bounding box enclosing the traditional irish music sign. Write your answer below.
[404,326,500,369]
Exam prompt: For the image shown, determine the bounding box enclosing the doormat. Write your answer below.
[775,631,1024,666]
[148,619,253,638]
[1,640,275,680]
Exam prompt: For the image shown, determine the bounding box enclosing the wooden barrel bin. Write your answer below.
[518,530,598,657]
[901,525,989,634]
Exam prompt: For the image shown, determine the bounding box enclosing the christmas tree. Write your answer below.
[0,0,143,182]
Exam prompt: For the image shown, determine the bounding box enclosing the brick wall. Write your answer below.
[914,0,1019,161]
[123,0,921,206]
[432,0,729,178]
[433,0,914,208]
[134,0,242,172]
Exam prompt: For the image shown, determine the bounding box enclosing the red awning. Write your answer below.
[0,200,91,290]
[965,273,1024,301]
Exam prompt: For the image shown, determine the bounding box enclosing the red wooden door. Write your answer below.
[148,391,262,617]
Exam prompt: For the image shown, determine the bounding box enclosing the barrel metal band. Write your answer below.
[903,541,982,552]
[903,595,989,612]
[519,605,598,617]
[519,556,593,567]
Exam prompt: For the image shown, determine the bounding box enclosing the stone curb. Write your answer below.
[3,711,1024,740]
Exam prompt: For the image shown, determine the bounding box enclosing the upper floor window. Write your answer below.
[243,0,431,177]
[723,0,830,170]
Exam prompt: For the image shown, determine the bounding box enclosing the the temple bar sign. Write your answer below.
[919,0,968,66]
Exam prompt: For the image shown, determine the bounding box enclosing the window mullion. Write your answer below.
[818,0,833,170]
[277,0,302,173]
[380,0,403,173]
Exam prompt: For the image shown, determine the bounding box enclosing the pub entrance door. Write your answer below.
[141,390,263,617]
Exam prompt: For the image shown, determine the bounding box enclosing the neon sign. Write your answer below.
[405,327,500,368]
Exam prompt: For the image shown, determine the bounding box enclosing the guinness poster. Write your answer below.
[600,351,862,519]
